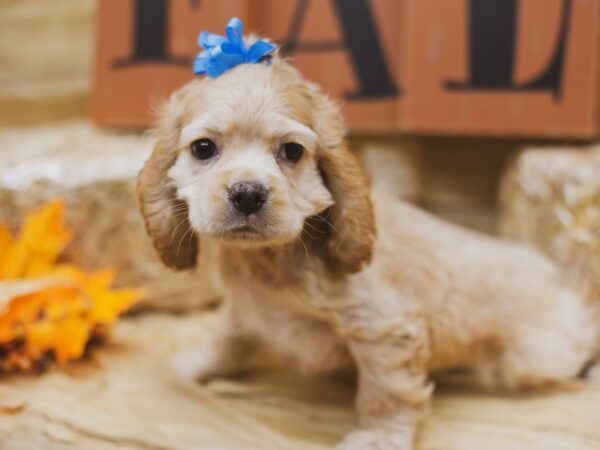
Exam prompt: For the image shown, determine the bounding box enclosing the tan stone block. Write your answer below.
[0,122,219,310]
[499,147,600,300]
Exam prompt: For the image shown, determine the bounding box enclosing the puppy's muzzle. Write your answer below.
[227,181,269,215]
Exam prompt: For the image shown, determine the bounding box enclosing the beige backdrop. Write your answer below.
[0,0,94,126]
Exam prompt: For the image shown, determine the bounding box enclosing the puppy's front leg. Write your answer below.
[171,333,257,382]
[335,309,432,450]
[171,306,257,382]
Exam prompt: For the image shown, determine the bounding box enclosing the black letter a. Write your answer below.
[284,0,399,99]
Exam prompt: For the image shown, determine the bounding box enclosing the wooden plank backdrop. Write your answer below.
[0,0,94,126]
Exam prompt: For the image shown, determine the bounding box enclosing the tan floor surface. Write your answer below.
[1,312,599,450]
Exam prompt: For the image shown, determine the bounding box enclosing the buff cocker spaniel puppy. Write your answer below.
[137,19,599,450]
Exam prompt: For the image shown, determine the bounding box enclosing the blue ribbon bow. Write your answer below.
[193,17,276,78]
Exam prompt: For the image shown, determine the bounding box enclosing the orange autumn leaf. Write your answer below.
[0,224,13,252]
[0,200,71,279]
[23,320,55,356]
[0,200,142,372]
[0,224,14,276]
[0,320,15,343]
[42,317,89,364]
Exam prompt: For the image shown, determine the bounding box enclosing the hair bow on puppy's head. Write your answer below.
[193,17,277,78]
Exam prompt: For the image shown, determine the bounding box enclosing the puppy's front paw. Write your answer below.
[336,429,413,450]
[170,347,221,382]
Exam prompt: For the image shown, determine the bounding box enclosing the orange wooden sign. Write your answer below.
[92,0,600,137]
[401,0,600,137]
[254,0,403,132]
[92,0,252,127]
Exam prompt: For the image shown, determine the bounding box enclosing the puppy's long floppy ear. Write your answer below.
[137,93,198,270]
[312,91,376,274]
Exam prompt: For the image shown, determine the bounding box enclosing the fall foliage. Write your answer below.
[0,200,141,372]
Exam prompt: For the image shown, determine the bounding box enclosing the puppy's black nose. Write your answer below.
[228,181,268,215]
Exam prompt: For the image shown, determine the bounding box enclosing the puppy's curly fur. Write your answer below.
[138,55,599,449]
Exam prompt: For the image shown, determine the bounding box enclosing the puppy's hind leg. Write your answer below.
[485,291,596,389]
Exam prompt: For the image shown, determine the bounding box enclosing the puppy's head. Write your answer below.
[138,57,375,274]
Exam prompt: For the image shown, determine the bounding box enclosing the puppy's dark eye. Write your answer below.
[279,143,304,163]
[190,138,217,160]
